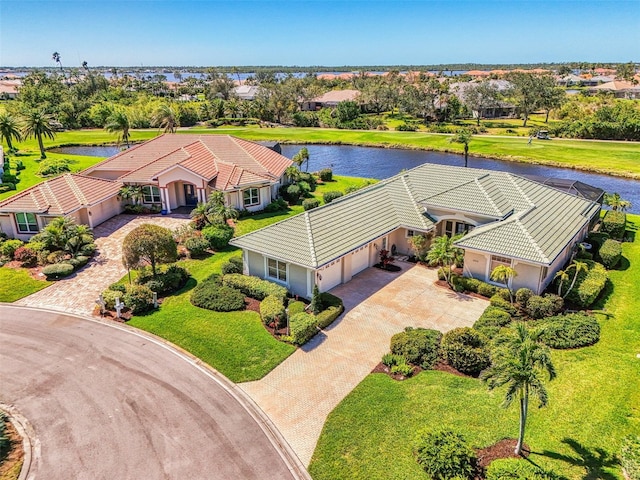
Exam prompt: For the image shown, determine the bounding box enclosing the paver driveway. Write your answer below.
[240,263,489,466]
[16,214,191,316]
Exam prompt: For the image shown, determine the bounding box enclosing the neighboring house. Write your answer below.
[0,135,292,238]
[233,85,261,101]
[450,80,517,119]
[590,80,640,99]
[0,174,122,240]
[231,164,600,298]
[0,80,20,100]
[301,89,360,111]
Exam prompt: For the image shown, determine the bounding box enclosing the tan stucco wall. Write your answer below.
[85,169,128,180]
[463,251,488,280]
[513,262,544,293]
[88,197,122,227]
[157,168,206,189]
[0,214,16,238]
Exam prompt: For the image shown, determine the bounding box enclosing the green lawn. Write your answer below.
[309,215,640,480]
[0,267,51,302]
[126,249,295,383]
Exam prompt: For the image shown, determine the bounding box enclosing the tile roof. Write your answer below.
[83,134,292,188]
[311,90,360,104]
[0,174,122,215]
[232,164,600,268]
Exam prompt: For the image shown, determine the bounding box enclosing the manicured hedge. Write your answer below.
[486,458,561,480]
[489,294,518,316]
[473,306,511,330]
[287,300,306,316]
[525,294,564,319]
[316,305,344,329]
[414,429,476,480]
[42,263,74,279]
[539,313,600,349]
[222,274,288,301]
[138,264,190,295]
[441,327,491,376]
[184,236,209,257]
[599,238,622,269]
[390,327,442,369]
[318,168,333,181]
[323,191,343,204]
[221,256,243,275]
[201,224,234,250]
[191,282,245,312]
[564,260,608,308]
[288,312,318,345]
[515,288,533,306]
[601,210,626,239]
[260,295,286,326]
[123,284,155,314]
[302,198,320,211]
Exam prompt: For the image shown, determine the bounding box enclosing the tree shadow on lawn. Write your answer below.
[529,437,619,480]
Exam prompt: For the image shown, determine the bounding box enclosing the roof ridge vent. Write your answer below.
[304,211,318,268]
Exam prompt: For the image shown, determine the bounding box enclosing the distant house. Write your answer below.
[231,163,600,298]
[301,89,361,111]
[590,80,640,99]
[0,135,292,239]
[556,74,584,86]
[450,80,517,119]
[233,85,261,101]
[0,80,20,99]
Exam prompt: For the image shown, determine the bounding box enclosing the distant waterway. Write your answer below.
[53,143,640,213]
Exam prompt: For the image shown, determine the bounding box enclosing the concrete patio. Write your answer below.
[240,263,489,466]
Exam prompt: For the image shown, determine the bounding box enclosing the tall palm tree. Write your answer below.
[105,110,131,148]
[152,103,179,133]
[81,61,89,72]
[0,112,22,151]
[21,109,56,159]
[603,192,632,212]
[426,235,462,288]
[449,128,473,168]
[490,265,518,302]
[482,322,556,455]
[292,147,310,172]
[52,51,63,73]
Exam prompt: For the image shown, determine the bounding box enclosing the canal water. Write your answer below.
[53,144,640,213]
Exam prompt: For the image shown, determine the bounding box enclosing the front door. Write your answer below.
[184,184,198,206]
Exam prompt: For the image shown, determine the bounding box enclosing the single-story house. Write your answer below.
[0,174,123,240]
[233,85,261,101]
[590,80,640,99]
[230,163,600,298]
[301,89,361,111]
[0,134,292,239]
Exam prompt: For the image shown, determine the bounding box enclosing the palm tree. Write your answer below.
[556,260,588,298]
[0,112,22,152]
[52,52,63,73]
[490,265,518,302]
[190,191,238,227]
[21,109,56,159]
[81,61,89,72]
[105,110,131,148]
[117,185,144,205]
[292,147,310,172]
[603,192,632,212]
[449,128,473,168]
[426,235,461,288]
[285,165,301,183]
[482,322,556,455]
[152,103,179,133]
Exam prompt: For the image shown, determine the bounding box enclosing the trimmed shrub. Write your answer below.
[391,362,413,377]
[320,292,343,308]
[441,327,491,376]
[62,255,89,270]
[108,282,127,293]
[414,429,476,480]
[302,198,320,211]
[461,277,482,293]
[13,245,37,266]
[621,435,640,480]
[37,158,71,176]
[490,294,518,316]
[101,289,122,310]
[599,239,622,269]
[287,300,306,316]
[601,210,626,239]
[297,181,311,195]
[316,305,344,329]
[288,312,318,345]
[525,294,564,319]
[222,274,288,301]
[390,327,442,369]
[486,458,561,480]
[0,239,23,258]
[123,284,155,314]
[221,256,243,275]
[474,306,511,329]
[318,168,333,181]
[477,282,500,298]
[515,288,533,306]
[564,261,608,308]
[323,190,343,204]
[191,283,245,312]
[586,232,610,256]
[42,263,74,279]
[539,313,600,349]
[137,264,189,295]
[0,182,16,192]
[264,198,288,212]
[382,353,405,367]
[201,224,234,250]
[80,243,97,256]
[184,236,209,257]
[286,184,301,203]
[260,295,286,326]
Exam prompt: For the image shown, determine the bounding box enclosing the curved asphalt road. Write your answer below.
[0,305,302,480]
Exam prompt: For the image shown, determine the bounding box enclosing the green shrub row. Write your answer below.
[102,283,156,314]
[390,327,442,370]
[564,260,608,308]
[538,313,600,349]
[323,190,343,203]
[599,238,622,269]
[191,275,245,312]
[441,327,491,376]
[316,305,344,329]
[201,224,234,250]
[286,312,318,345]
[221,256,243,275]
[287,300,306,316]
[222,274,288,301]
[184,236,210,257]
[489,294,518,316]
[601,210,626,239]
[302,198,320,211]
[137,265,190,295]
[525,294,564,319]
[42,263,74,279]
[318,168,333,181]
[260,295,286,326]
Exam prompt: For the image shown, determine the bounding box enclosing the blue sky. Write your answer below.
[1,0,638,67]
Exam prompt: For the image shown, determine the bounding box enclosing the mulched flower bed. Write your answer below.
[476,438,529,470]
[244,297,260,313]
[0,415,25,479]
[93,306,133,322]
[371,362,421,380]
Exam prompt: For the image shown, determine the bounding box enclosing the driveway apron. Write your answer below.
[15,214,191,316]
[239,263,489,466]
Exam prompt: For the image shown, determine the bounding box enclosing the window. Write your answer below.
[142,185,161,204]
[444,221,454,237]
[243,188,260,207]
[406,229,415,237]
[267,258,287,282]
[456,222,473,235]
[490,255,512,284]
[16,213,38,233]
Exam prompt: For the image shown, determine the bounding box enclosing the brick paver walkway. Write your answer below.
[16,214,191,316]
[239,264,489,466]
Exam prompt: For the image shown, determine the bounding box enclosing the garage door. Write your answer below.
[351,246,369,276]
[321,260,342,291]
[90,197,120,227]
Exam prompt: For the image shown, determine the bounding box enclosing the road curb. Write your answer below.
[0,402,37,480]
[0,303,311,480]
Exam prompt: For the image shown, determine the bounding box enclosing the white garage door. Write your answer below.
[90,197,120,227]
[321,260,342,291]
[351,246,369,276]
